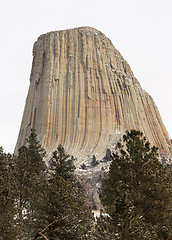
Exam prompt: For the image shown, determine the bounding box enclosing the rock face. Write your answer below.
[15,26,171,160]
[15,26,172,209]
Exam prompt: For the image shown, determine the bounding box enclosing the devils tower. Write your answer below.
[15,26,171,162]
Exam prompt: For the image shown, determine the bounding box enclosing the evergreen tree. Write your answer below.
[48,144,75,182]
[39,145,94,240]
[98,130,172,239]
[26,129,46,175]
[13,146,31,239]
[1,134,94,239]
[0,147,16,240]
[49,144,84,194]
[13,129,47,239]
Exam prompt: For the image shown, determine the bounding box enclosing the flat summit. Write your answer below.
[15,26,171,161]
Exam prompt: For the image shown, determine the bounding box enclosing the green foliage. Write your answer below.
[49,144,75,182]
[2,129,171,239]
[98,130,172,239]
[0,134,93,239]
[0,147,16,240]
[48,144,84,194]
[41,145,94,239]
[12,129,47,239]
[26,129,46,171]
[41,175,93,239]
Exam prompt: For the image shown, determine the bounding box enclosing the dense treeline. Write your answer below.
[0,130,94,240]
[96,130,172,240]
[0,129,171,239]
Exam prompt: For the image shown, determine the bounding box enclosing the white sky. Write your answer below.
[0,0,172,153]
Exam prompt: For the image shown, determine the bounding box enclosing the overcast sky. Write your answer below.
[0,0,171,153]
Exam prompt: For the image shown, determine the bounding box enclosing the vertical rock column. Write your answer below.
[15,27,171,161]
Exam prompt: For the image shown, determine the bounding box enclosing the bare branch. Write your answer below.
[32,215,69,240]
[37,232,48,240]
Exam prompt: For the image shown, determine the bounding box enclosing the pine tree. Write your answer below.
[49,144,84,195]
[48,144,75,182]
[26,129,46,175]
[0,147,16,240]
[13,129,47,239]
[13,146,31,239]
[39,145,94,240]
[98,130,172,239]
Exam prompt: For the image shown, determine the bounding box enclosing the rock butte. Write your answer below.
[15,26,171,160]
[15,27,172,208]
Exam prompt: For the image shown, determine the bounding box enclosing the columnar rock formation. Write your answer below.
[15,27,171,163]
